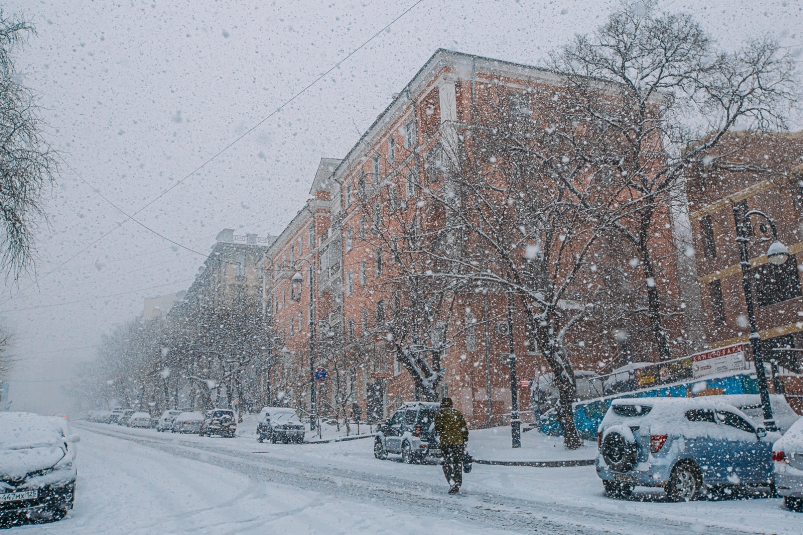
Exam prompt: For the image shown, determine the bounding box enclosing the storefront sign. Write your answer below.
[691,344,747,378]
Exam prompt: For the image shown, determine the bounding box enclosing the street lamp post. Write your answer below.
[506,290,521,448]
[733,208,789,432]
[307,267,317,432]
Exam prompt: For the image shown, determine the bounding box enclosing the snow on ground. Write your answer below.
[17,429,516,535]
[468,427,596,461]
[16,421,803,534]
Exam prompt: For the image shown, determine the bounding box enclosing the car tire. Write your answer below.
[603,479,634,499]
[401,441,414,464]
[667,462,701,502]
[785,496,803,512]
[374,439,387,460]
[601,431,638,473]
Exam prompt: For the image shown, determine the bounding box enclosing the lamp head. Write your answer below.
[767,240,789,266]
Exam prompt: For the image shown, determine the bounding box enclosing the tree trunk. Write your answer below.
[637,217,673,362]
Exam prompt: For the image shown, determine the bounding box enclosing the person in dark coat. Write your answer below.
[434,397,469,494]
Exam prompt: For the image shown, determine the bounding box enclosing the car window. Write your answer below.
[404,410,416,426]
[685,409,717,423]
[716,410,755,434]
[211,411,232,418]
[418,410,436,426]
[389,411,404,425]
[612,404,652,417]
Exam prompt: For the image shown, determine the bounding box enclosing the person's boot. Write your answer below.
[448,485,459,495]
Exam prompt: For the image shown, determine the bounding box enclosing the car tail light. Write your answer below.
[650,434,668,453]
[597,431,602,449]
[772,450,787,463]
[414,425,421,438]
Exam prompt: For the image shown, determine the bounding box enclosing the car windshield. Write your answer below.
[211,411,233,418]
[272,413,299,424]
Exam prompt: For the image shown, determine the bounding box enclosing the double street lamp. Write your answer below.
[733,208,789,432]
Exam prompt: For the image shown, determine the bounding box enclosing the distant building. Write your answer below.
[143,291,186,319]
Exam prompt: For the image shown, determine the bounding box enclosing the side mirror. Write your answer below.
[68,434,81,443]
[756,427,767,438]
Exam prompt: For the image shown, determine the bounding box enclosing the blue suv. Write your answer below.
[596,397,773,501]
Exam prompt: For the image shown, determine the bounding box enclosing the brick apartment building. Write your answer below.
[686,132,803,409]
[262,49,693,427]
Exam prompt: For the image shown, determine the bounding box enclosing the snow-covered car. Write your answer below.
[199,409,236,438]
[156,410,182,432]
[0,412,79,526]
[171,412,203,434]
[374,402,442,463]
[773,415,803,512]
[596,397,773,501]
[127,412,153,429]
[256,408,305,443]
[723,394,799,434]
[116,409,135,426]
[108,409,125,424]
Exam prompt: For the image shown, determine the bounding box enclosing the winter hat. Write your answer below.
[441,397,453,408]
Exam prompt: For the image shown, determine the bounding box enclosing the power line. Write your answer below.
[3,278,193,314]
[2,0,426,306]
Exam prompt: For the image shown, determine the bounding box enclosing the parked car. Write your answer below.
[773,415,803,512]
[127,412,153,429]
[156,410,182,432]
[171,412,204,434]
[724,394,799,433]
[374,402,442,463]
[0,412,79,526]
[108,408,125,424]
[596,397,774,501]
[199,409,236,438]
[256,407,305,444]
[117,409,136,426]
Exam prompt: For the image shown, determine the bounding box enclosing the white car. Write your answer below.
[127,412,153,429]
[156,410,182,432]
[773,416,803,512]
[0,412,79,526]
[171,412,204,434]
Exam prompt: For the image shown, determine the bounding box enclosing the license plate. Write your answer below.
[614,474,637,483]
[0,490,38,503]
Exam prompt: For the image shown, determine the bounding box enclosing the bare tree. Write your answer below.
[0,323,13,379]
[0,12,56,279]
[550,0,798,360]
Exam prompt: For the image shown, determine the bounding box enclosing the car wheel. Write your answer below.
[374,439,387,460]
[401,441,414,464]
[603,479,634,499]
[667,462,701,502]
[785,496,803,512]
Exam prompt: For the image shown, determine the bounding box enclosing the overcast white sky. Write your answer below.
[1,0,801,413]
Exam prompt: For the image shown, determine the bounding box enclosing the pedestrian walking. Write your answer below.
[434,397,469,494]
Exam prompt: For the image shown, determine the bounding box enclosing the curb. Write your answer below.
[303,434,374,445]
[474,459,595,467]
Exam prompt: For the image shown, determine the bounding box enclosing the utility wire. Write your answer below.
[1,0,426,306]
[3,278,193,314]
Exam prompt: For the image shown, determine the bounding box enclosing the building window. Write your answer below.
[465,310,477,351]
[236,254,245,278]
[308,224,315,247]
[358,169,366,196]
[362,308,369,334]
[700,215,716,259]
[290,245,295,267]
[290,316,295,337]
[404,120,414,149]
[374,248,383,277]
[376,299,385,325]
[346,270,354,296]
[392,237,400,263]
[405,170,416,199]
[708,280,726,326]
[425,143,444,183]
[360,260,367,285]
[388,137,395,164]
[372,154,381,180]
[298,236,303,256]
[346,183,353,207]
[753,255,802,307]
[359,214,366,240]
[348,318,355,341]
[509,91,531,120]
[346,227,353,252]
[389,184,398,212]
[298,311,304,332]
[392,291,400,317]
[373,201,382,229]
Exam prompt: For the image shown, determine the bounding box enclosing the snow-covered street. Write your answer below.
[13,422,800,534]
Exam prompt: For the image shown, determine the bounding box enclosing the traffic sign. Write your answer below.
[315,368,327,381]
[519,379,531,389]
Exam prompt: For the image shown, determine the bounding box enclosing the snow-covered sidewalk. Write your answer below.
[468,427,596,463]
